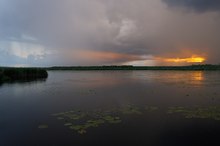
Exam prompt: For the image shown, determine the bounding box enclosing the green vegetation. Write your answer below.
[52,109,122,134]
[48,105,220,135]
[50,104,161,135]
[38,124,49,129]
[168,106,220,120]
[120,105,142,115]
[0,67,48,83]
[48,64,220,71]
[51,105,143,134]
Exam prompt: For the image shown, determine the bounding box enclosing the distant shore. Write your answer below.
[47,65,220,71]
[0,67,48,83]
[1,65,220,83]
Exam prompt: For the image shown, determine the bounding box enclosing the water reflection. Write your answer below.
[189,71,204,86]
[134,71,206,87]
[192,71,204,81]
[164,71,206,87]
[0,78,47,87]
[1,71,220,146]
[52,71,210,88]
[48,71,134,89]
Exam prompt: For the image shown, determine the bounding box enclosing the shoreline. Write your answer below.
[47,65,220,71]
[0,67,48,83]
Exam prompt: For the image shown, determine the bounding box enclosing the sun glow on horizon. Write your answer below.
[163,56,206,63]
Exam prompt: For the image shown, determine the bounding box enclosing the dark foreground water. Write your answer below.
[1,71,220,146]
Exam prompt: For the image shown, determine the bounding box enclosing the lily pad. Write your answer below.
[64,123,72,126]
[120,105,142,115]
[57,117,64,120]
[167,107,186,114]
[103,116,122,124]
[69,119,105,134]
[65,113,85,120]
[38,124,48,129]
[167,106,220,121]
[78,129,87,134]
[52,105,159,135]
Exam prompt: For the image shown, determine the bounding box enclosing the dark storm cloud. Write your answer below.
[163,0,220,12]
[0,0,162,58]
[1,0,220,66]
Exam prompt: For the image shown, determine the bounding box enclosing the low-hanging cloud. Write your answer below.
[1,0,220,66]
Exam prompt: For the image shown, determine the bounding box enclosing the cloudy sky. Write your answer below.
[0,0,220,66]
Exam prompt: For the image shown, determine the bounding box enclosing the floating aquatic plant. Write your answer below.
[51,104,160,134]
[69,119,105,134]
[78,129,87,134]
[102,116,122,124]
[57,117,64,120]
[167,107,186,114]
[48,104,220,135]
[168,106,220,121]
[120,105,142,115]
[64,123,72,126]
[38,124,48,129]
[65,113,86,120]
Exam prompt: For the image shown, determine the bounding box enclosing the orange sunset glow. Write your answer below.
[164,56,206,63]
[74,50,207,66]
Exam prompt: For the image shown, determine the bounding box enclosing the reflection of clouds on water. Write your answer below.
[46,71,220,90]
[1,71,220,146]
[49,71,127,88]
[0,79,47,97]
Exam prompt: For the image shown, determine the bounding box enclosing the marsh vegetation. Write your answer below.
[0,67,48,83]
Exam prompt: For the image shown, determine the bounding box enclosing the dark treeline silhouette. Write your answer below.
[0,67,48,83]
[1,65,219,83]
[48,64,220,71]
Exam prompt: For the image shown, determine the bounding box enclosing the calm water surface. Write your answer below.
[1,71,220,146]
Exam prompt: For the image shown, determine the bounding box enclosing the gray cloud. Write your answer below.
[163,0,220,12]
[0,0,220,66]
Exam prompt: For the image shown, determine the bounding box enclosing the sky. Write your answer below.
[0,0,220,67]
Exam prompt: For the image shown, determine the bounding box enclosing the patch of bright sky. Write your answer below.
[0,40,53,60]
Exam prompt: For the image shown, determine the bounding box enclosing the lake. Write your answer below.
[1,71,220,146]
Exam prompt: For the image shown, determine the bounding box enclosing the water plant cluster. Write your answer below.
[51,105,159,134]
[168,106,220,120]
[52,110,121,134]
[49,105,220,135]
[38,124,49,129]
